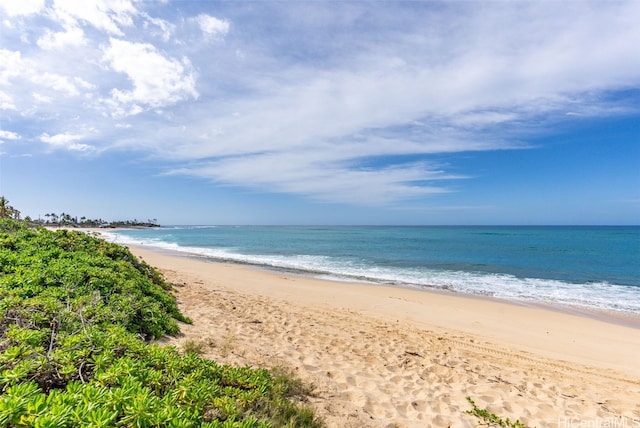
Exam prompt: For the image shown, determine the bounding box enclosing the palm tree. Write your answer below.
[0,196,16,219]
[0,196,9,218]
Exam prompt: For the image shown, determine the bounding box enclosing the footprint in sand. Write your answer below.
[326,370,347,383]
[340,390,368,408]
[409,400,427,412]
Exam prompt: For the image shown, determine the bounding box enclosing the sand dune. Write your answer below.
[129,246,640,428]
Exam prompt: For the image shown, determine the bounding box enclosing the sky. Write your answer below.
[0,0,639,225]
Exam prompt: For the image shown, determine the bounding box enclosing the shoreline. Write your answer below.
[130,236,640,330]
[87,226,640,329]
[125,243,640,427]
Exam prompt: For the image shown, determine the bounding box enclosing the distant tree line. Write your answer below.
[0,196,159,228]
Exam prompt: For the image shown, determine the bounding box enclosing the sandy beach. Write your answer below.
[127,245,640,428]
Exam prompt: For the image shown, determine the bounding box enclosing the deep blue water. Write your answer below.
[104,226,640,313]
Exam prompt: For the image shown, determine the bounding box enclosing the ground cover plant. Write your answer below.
[0,219,322,427]
[466,397,531,428]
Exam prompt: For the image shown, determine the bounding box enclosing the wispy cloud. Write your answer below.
[192,14,230,40]
[0,1,639,206]
[39,132,93,152]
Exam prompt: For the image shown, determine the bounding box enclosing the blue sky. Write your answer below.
[0,0,638,225]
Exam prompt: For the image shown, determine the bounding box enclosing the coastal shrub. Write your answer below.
[0,221,323,427]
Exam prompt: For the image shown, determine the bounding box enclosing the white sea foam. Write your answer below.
[103,231,640,314]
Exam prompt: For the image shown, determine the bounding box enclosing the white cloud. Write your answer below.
[50,0,137,36]
[101,38,197,115]
[0,0,44,17]
[74,77,95,91]
[0,129,20,141]
[141,12,174,42]
[0,90,15,110]
[173,154,455,205]
[37,25,86,50]
[193,14,229,40]
[32,93,52,104]
[0,48,91,107]
[452,112,519,128]
[32,72,81,96]
[0,49,23,84]
[40,132,92,151]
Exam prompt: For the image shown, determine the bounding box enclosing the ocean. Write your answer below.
[102,226,640,314]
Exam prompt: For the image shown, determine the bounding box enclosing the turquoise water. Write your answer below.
[105,226,640,313]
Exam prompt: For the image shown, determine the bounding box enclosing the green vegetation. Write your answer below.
[466,397,530,428]
[0,218,322,427]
